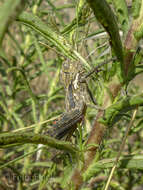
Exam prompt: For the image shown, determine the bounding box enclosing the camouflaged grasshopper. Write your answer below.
[46,58,115,139]
[46,60,87,139]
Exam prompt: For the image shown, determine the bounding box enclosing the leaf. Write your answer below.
[132,0,142,19]
[86,0,124,67]
[132,119,143,132]
[99,93,143,126]
[83,155,143,181]
[112,0,129,32]
[17,12,91,69]
[17,12,76,60]
[0,0,27,46]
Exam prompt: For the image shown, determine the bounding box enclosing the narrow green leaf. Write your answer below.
[17,12,76,60]
[0,147,42,170]
[112,0,129,32]
[83,155,143,181]
[99,93,143,126]
[0,0,27,46]
[86,0,124,78]
[132,0,142,19]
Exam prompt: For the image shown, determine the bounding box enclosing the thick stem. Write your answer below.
[86,0,124,65]
[72,111,105,189]
[0,132,78,156]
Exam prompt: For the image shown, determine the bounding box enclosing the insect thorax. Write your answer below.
[61,61,87,111]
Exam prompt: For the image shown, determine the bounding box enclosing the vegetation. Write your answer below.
[0,0,143,189]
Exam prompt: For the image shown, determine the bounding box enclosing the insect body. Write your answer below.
[46,58,116,139]
[61,61,87,110]
[46,61,87,139]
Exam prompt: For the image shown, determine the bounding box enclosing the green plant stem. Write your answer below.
[99,93,143,126]
[0,132,78,156]
[0,147,42,170]
[111,0,129,33]
[124,0,143,76]
[86,0,124,65]
[0,0,27,46]
[8,67,38,103]
[17,12,76,60]
[134,0,143,40]
[17,11,91,69]
[104,108,138,190]
[83,154,143,181]
[61,1,90,35]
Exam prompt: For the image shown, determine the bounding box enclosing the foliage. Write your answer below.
[0,0,143,189]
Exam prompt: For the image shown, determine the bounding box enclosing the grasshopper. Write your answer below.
[46,60,87,139]
[46,58,115,139]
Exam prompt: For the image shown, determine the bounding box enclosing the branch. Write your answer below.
[86,0,124,65]
[0,132,78,156]
[83,154,143,181]
[99,93,143,126]
[124,0,143,75]
[71,111,105,189]
[17,12,91,69]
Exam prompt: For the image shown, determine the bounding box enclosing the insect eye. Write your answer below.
[63,62,70,70]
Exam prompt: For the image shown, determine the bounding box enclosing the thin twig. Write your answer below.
[104,108,138,190]
[80,57,116,82]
